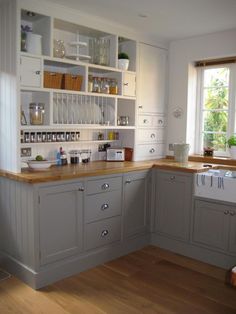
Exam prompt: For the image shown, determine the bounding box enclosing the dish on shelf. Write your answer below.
[69,41,87,47]
[26,159,55,170]
[66,54,91,60]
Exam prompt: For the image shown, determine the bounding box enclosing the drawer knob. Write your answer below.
[125,179,131,184]
[224,210,229,215]
[35,70,41,75]
[102,183,109,190]
[101,203,109,211]
[149,148,155,153]
[101,229,109,237]
[78,186,84,192]
[143,119,148,124]
[124,82,129,86]
[230,211,236,216]
[151,133,155,138]
[138,105,143,109]
[170,176,175,181]
[158,119,163,125]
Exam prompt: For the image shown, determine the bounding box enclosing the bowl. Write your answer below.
[26,160,55,170]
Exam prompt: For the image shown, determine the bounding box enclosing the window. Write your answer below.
[196,64,236,156]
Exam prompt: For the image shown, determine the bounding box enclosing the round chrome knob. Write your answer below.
[224,210,229,215]
[151,133,155,138]
[149,148,155,153]
[78,186,84,192]
[143,119,148,124]
[230,211,236,216]
[125,179,131,184]
[170,176,175,181]
[102,183,109,190]
[101,203,109,211]
[101,230,109,237]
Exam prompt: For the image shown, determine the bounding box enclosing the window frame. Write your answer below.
[195,63,236,157]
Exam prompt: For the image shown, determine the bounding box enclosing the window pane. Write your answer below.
[203,111,228,132]
[204,67,229,88]
[203,87,228,110]
[203,133,227,152]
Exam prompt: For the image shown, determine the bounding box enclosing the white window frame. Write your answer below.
[195,64,236,157]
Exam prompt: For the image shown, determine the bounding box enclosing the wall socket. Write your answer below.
[169,143,174,151]
[21,147,31,157]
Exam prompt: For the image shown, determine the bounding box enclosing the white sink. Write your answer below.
[194,169,236,203]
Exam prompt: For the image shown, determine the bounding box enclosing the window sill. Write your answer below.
[166,154,236,166]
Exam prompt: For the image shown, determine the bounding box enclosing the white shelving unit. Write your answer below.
[18,8,137,165]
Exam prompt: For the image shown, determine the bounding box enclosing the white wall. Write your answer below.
[167,28,236,155]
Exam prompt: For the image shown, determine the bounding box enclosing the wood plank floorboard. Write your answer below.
[0,246,235,314]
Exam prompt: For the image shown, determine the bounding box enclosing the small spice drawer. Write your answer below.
[85,190,122,223]
[138,114,166,127]
[86,176,122,195]
[84,216,121,251]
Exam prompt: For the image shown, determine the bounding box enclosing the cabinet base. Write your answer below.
[151,233,235,269]
[0,234,150,289]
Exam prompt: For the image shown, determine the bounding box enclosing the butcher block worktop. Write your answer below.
[0,159,225,184]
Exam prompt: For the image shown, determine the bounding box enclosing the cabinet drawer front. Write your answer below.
[84,216,121,250]
[86,176,122,195]
[138,115,152,127]
[85,190,122,223]
[152,115,166,127]
[137,129,165,143]
[136,143,165,159]
[20,56,42,88]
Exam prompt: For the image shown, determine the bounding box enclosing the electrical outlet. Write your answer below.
[169,143,174,151]
[21,147,31,157]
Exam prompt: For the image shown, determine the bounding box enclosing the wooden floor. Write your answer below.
[0,246,235,314]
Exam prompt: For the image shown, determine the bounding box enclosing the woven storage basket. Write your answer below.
[62,74,83,91]
[44,71,63,89]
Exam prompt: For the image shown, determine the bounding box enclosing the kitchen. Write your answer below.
[1,0,236,313]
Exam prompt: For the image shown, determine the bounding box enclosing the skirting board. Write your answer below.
[0,234,150,289]
[151,233,235,269]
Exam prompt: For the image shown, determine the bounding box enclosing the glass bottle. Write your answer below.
[53,39,66,58]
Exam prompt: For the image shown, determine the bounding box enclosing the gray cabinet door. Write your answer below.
[123,171,148,237]
[229,212,236,254]
[39,182,83,265]
[155,171,192,241]
[193,199,229,251]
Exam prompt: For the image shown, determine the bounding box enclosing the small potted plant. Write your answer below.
[118,52,129,70]
[227,135,236,159]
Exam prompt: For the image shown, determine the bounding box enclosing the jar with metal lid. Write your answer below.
[69,150,80,164]
[109,79,118,95]
[29,103,45,125]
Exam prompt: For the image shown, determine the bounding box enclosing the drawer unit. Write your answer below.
[138,114,166,127]
[84,216,121,250]
[136,143,165,159]
[86,176,122,195]
[85,190,122,223]
[137,128,165,143]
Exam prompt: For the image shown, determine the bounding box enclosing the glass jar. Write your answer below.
[53,39,66,58]
[88,75,93,92]
[109,79,118,95]
[120,116,129,126]
[69,150,80,164]
[92,77,100,93]
[29,103,45,125]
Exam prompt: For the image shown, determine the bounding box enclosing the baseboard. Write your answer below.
[151,233,235,269]
[0,234,150,289]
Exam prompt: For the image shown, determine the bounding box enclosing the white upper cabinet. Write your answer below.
[138,43,167,114]
[20,55,42,88]
[123,72,136,97]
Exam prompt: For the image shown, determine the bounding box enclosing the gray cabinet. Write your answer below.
[38,182,84,265]
[123,171,148,237]
[193,199,236,254]
[193,199,229,251]
[155,170,192,241]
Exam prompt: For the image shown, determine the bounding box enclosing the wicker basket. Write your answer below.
[62,73,83,91]
[44,71,63,89]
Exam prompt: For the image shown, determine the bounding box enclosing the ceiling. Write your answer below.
[46,0,236,43]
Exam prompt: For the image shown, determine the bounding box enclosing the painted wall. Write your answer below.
[167,28,236,155]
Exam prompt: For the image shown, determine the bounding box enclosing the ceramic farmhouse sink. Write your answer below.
[194,169,236,203]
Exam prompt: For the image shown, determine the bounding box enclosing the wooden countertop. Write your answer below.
[0,159,224,184]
